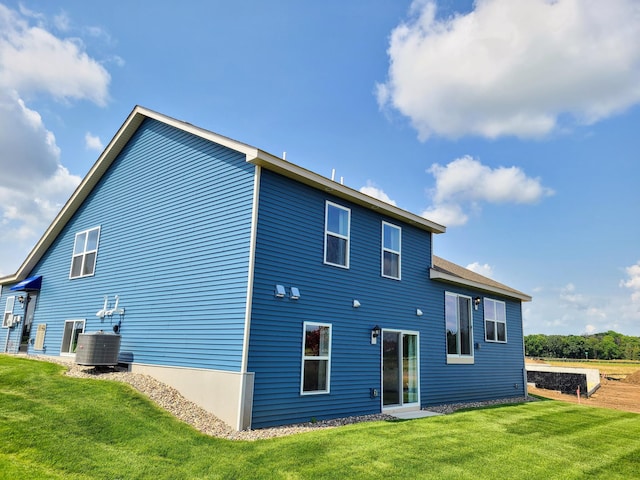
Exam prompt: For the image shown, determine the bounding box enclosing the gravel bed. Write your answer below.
[35,356,532,441]
[422,396,534,414]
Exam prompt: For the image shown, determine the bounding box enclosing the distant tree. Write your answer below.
[524,334,547,357]
[622,336,640,360]
[563,335,586,358]
[586,336,601,359]
[546,335,565,358]
[524,331,640,360]
[600,334,621,360]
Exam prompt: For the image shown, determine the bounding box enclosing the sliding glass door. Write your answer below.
[382,330,419,407]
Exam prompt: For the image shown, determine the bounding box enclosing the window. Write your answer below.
[301,322,332,394]
[445,292,474,363]
[324,202,350,268]
[382,222,401,279]
[484,298,507,342]
[61,319,85,355]
[70,227,101,278]
[2,296,15,328]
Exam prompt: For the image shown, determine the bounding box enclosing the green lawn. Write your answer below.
[1,355,639,479]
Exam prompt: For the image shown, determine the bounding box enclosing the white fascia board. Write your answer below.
[247,152,446,234]
[138,106,260,159]
[430,268,532,302]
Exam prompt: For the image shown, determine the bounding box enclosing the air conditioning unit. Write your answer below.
[75,332,121,366]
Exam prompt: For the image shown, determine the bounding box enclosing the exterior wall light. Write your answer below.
[474,297,482,310]
[371,325,381,345]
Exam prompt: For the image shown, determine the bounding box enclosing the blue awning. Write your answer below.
[10,275,42,291]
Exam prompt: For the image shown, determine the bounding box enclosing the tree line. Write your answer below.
[524,331,640,360]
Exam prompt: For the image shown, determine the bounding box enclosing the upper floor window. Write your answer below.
[70,227,101,279]
[382,222,401,279]
[484,298,507,343]
[301,322,332,394]
[324,202,350,268]
[445,292,474,363]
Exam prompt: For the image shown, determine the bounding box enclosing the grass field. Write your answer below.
[1,355,640,479]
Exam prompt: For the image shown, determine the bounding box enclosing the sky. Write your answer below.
[1,0,640,336]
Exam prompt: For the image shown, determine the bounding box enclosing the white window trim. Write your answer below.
[300,321,332,395]
[69,226,101,279]
[324,201,350,269]
[445,292,475,364]
[484,298,507,343]
[60,319,85,356]
[381,221,401,280]
[2,296,15,328]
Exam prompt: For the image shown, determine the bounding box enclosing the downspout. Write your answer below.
[1,285,6,353]
[3,326,9,353]
[236,164,261,430]
[521,303,528,399]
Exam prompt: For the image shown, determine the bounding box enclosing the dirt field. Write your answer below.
[527,366,640,414]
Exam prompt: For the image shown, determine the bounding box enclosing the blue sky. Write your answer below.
[1,0,640,336]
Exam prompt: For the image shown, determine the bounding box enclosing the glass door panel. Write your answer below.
[382,331,400,406]
[403,334,418,404]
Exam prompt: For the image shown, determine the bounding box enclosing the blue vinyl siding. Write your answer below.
[248,169,525,428]
[248,169,437,428]
[14,118,255,371]
[421,285,526,406]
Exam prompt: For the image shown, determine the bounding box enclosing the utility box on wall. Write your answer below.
[75,332,121,366]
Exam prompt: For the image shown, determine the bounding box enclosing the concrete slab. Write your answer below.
[391,410,442,419]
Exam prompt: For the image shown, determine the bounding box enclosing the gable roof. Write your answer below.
[431,255,532,302]
[0,105,446,285]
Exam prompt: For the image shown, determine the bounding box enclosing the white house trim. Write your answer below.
[430,269,532,302]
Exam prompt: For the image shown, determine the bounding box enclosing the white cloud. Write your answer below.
[523,279,640,336]
[620,261,640,303]
[466,262,494,279]
[559,283,587,309]
[422,155,553,226]
[0,4,110,105]
[0,91,60,184]
[359,181,397,206]
[377,0,640,140]
[0,95,82,268]
[85,132,104,151]
[0,4,111,276]
[53,12,71,32]
[421,202,468,227]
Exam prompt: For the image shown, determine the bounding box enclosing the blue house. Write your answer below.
[0,106,531,430]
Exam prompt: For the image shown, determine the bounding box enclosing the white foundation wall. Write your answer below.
[526,364,600,395]
[130,363,254,430]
